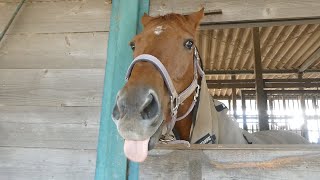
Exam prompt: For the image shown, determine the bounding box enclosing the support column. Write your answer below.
[241,91,248,131]
[269,97,274,130]
[312,97,320,143]
[252,27,269,131]
[231,75,237,119]
[282,90,288,128]
[298,73,309,140]
[95,1,149,180]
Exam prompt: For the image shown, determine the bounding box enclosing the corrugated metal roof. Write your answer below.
[196,24,320,97]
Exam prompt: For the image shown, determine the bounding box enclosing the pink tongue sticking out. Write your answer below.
[124,138,150,163]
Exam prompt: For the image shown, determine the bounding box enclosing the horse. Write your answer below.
[111,9,309,163]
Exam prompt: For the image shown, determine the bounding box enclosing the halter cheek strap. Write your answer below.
[125,47,204,135]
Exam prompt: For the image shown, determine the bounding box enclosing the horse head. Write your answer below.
[112,9,204,162]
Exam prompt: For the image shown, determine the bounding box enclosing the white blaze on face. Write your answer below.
[154,26,165,35]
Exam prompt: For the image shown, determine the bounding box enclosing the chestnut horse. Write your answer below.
[112,9,309,163]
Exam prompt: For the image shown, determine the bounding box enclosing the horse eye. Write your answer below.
[184,40,194,49]
[129,42,135,51]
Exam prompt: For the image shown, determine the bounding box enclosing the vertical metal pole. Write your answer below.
[252,27,269,131]
[231,75,237,119]
[241,91,248,131]
[95,1,149,180]
[269,97,274,130]
[298,73,309,140]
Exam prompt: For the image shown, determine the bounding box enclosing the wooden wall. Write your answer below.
[0,0,110,179]
[141,144,320,179]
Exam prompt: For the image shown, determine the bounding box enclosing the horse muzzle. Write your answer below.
[112,87,164,162]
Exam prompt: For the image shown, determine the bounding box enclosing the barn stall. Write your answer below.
[0,0,320,180]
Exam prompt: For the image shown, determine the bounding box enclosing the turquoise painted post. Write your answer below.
[95,0,149,180]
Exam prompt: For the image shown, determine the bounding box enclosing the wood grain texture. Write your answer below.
[0,106,100,124]
[0,32,108,69]
[0,106,100,149]
[0,147,96,180]
[0,69,104,106]
[141,144,320,180]
[0,1,17,33]
[0,0,110,34]
[150,0,320,28]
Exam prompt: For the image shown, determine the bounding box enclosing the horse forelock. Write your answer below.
[146,13,195,35]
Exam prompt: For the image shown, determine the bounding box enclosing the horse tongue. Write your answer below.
[124,138,150,162]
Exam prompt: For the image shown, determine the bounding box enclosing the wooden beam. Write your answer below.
[242,90,320,95]
[252,27,269,131]
[207,78,320,83]
[208,82,320,89]
[200,17,320,29]
[205,69,320,75]
[299,48,320,72]
[207,78,320,89]
[150,0,320,29]
[95,1,149,180]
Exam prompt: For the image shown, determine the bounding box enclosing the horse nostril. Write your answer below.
[112,96,125,121]
[112,103,121,121]
[140,92,159,120]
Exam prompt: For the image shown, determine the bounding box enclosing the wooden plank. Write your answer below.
[299,47,320,72]
[150,0,320,29]
[0,106,99,149]
[141,144,320,179]
[0,0,25,43]
[0,32,108,69]
[0,2,17,33]
[0,147,96,180]
[252,27,269,131]
[0,69,104,106]
[1,0,110,34]
[0,106,100,124]
[154,144,320,150]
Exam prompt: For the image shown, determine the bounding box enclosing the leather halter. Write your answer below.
[125,47,204,135]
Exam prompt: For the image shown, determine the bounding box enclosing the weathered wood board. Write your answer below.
[0,0,110,34]
[0,147,96,180]
[0,0,105,179]
[0,1,16,33]
[141,144,320,180]
[0,33,108,69]
[0,69,104,106]
[0,106,100,149]
[150,0,320,28]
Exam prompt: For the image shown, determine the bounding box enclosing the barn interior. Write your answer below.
[0,0,319,179]
[149,2,320,143]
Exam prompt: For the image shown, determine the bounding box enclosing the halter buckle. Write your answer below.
[170,96,179,117]
[193,84,200,101]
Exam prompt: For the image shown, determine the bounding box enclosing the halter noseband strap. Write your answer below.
[125,47,204,135]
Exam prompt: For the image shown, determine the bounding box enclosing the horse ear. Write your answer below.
[186,8,204,29]
[141,13,153,26]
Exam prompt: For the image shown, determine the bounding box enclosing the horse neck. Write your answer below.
[216,109,247,144]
